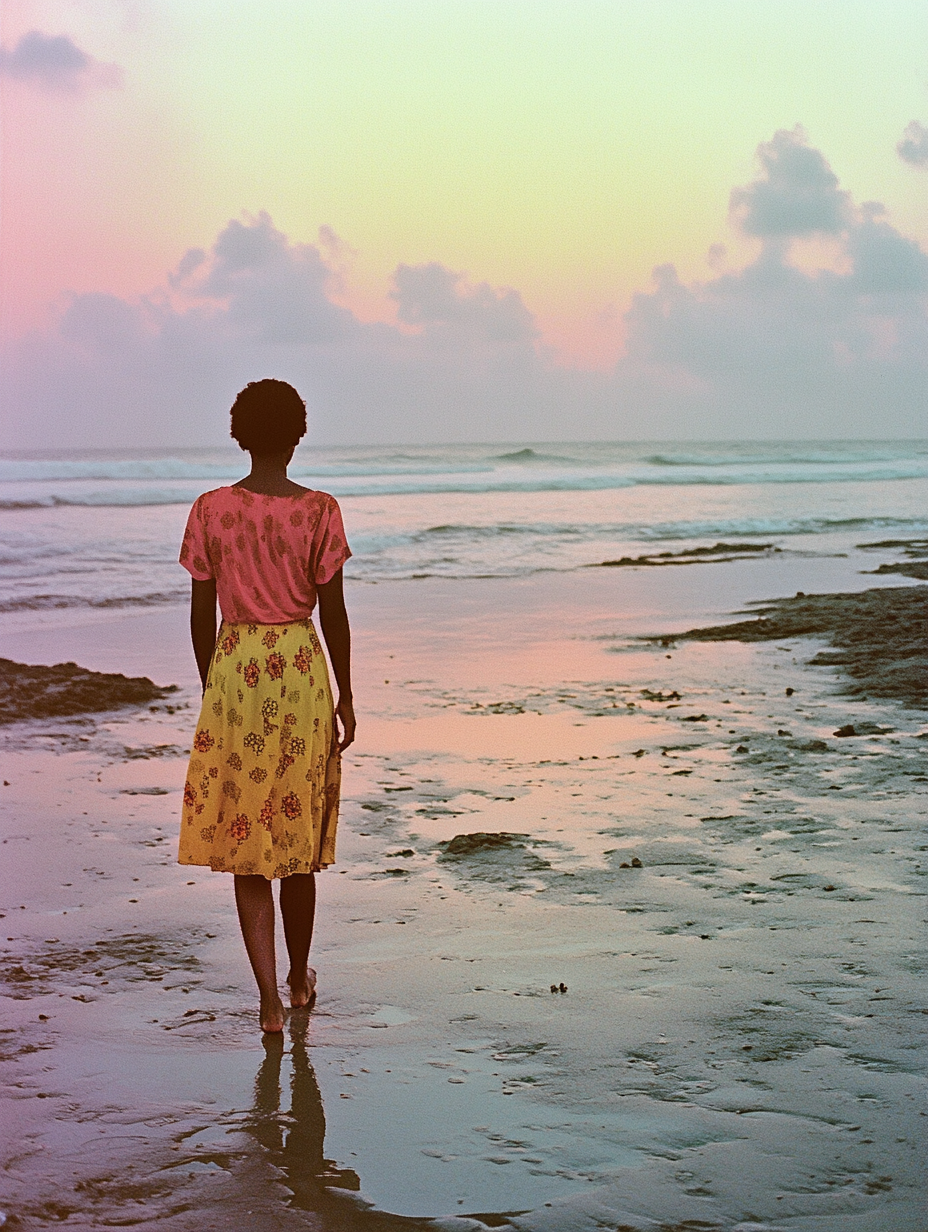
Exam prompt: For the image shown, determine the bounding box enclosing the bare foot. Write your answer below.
[286,966,317,1009]
[259,991,286,1033]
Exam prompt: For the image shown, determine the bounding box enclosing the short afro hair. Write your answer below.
[229,380,307,455]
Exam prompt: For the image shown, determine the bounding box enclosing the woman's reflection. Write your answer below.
[246,1013,360,1207]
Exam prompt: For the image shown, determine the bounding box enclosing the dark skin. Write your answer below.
[189,446,354,1032]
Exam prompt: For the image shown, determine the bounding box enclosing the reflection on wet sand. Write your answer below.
[244,1014,361,1207]
[237,1016,442,1229]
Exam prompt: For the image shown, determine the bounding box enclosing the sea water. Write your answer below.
[0,440,926,631]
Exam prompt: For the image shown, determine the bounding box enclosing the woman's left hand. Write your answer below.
[335,696,356,751]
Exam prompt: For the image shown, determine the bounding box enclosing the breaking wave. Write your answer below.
[1,441,926,508]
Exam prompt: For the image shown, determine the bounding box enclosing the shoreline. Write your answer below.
[3,569,925,721]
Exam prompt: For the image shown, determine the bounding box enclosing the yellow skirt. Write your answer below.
[178,618,340,878]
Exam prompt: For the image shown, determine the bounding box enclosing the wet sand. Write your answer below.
[664,584,928,706]
[1,555,926,1231]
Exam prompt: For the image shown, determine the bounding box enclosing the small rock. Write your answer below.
[736,745,750,753]
[785,687,795,696]
[619,862,631,869]
[630,857,643,868]
[559,983,568,993]
[440,832,528,857]
[834,725,857,737]
[823,885,836,892]
[550,984,558,993]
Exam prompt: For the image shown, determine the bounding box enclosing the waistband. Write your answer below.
[217,615,316,631]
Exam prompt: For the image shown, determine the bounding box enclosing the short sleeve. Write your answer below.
[312,496,352,585]
[179,496,214,580]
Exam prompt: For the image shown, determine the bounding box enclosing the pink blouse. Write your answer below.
[179,486,351,624]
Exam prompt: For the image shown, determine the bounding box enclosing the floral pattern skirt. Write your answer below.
[178,618,340,878]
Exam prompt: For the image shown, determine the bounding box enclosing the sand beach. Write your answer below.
[1,517,926,1230]
[4,1,928,1219]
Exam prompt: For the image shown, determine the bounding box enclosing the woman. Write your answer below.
[178,379,355,1033]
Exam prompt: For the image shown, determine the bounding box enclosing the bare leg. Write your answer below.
[279,872,317,1008]
[234,874,285,1033]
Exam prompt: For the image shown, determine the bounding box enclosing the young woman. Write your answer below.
[178,379,355,1033]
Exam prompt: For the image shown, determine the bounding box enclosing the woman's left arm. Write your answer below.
[190,577,218,693]
[317,569,355,751]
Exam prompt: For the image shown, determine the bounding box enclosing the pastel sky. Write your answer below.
[2,0,926,446]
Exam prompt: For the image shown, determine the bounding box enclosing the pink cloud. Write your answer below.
[2,133,926,446]
[0,30,122,93]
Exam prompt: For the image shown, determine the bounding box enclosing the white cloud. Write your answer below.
[849,203,928,294]
[176,212,357,345]
[896,119,928,169]
[0,30,121,92]
[621,134,928,435]
[0,212,552,447]
[729,126,850,237]
[1,132,926,446]
[391,263,537,345]
[316,225,358,277]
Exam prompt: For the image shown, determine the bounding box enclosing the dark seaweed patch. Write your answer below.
[659,586,927,706]
[439,832,531,858]
[0,658,177,724]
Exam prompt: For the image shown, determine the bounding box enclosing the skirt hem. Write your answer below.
[178,856,332,879]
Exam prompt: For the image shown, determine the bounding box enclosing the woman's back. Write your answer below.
[180,485,350,625]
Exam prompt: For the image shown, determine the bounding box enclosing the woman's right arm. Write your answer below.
[190,577,218,692]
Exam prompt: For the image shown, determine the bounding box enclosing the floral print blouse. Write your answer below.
[179,485,351,624]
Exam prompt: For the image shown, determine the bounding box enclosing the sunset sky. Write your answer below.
[2,0,926,446]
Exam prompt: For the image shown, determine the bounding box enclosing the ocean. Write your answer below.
[1,439,926,629]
